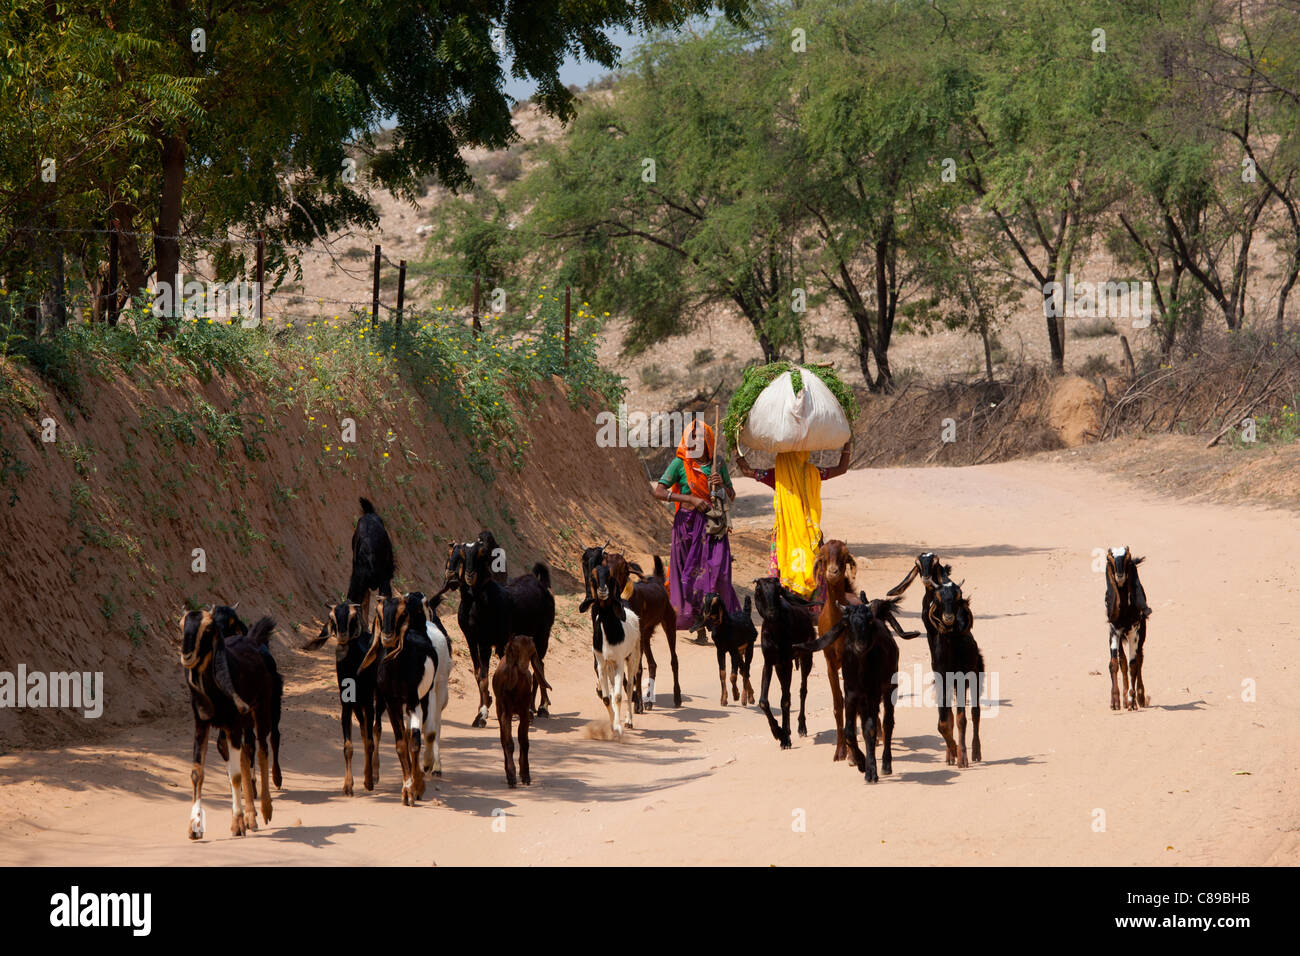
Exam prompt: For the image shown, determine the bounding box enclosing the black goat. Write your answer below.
[349,497,395,656]
[180,607,282,839]
[306,603,381,795]
[464,537,555,723]
[1105,546,1151,711]
[366,592,439,805]
[798,595,919,782]
[887,551,953,675]
[698,591,756,707]
[925,580,985,768]
[752,577,816,749]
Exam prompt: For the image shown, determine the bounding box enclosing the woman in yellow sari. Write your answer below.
[735,441,852,599]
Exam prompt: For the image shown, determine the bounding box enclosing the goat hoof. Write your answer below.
[865,771,878,784]
[780,738,792,751]
[343,781,353,797]
[882,761,892,776]
[231,816,246,837]
[674,692,682,707]
[538,708,550,718]
[506,777,517,788]
[244,811,259,831]
[521,773,531,786]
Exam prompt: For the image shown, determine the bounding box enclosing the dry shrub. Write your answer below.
[852,364,1063,466]
[1099,329,1300,444]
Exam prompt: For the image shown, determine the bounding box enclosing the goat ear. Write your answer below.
[859,590,869,604]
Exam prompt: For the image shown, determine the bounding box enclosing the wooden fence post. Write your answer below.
[371,244,381,328]
[472,271,481,333]
[396,259,406,328]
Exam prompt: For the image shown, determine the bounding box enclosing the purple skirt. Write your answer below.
[670,507,740,630]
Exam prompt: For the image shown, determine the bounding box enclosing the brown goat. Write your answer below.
[493,635,550,787]
[814,540,862,762]
[624,555,680,710]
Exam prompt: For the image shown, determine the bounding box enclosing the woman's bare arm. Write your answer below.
[652,480,709,511]
[822,441,853,480]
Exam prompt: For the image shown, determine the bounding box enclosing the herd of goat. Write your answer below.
[177,497,1153,840]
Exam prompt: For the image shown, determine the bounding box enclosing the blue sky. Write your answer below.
[501,26,640,101]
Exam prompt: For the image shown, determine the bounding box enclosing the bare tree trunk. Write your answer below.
[155,132,187,338]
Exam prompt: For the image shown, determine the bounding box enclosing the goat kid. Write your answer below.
[698,591,756,706]
[798,595,918,782]
[1105,546,1151,711]
[306,603,382,795]
[180,608,282,839]
[493,635,551,787]
[625,555,680,709]
[925,580,985,768]
[752,578,815,749]
[813,540,861,762]
[364,593,441,805]
[580,561,642,737]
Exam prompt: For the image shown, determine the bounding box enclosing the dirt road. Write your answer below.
[2,458,1297,866]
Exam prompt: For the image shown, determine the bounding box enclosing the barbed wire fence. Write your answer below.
[1,223,593,362]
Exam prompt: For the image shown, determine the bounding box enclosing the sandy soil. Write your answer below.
[1,457,1297,866]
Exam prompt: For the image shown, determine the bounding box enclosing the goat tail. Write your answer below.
[359,497,376,514]
[247,617,276,646]
[530,645,553,692]
[652,554,665,579]
[531,562,551,591]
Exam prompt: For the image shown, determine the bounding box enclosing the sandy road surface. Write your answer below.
[2,459,1297,866]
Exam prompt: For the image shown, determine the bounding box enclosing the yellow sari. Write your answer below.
[773,451,822,598]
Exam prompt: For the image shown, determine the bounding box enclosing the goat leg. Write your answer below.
[257,730,274,823]
[955,706,969,769]
[742,646,756,705]
[497,700,517,787]
[666,621,681,707]
[188,721,210,840]
[388,707,413,806]
[239,741,258,832]
[717,646,728,707]
[863,711,879,783]
[796,656,809,738]
[842,692,867,775]
[519,708,531,786]
[882,694,895,776]
[341,704,355,796]
[637,631,656,712]
[473,655,492,728]
[759,661,789,748]
[937,701,958,766]
[1108,644,1122,711]
[225,741,246,837]
[825,646,846,760]
[1132,646,1147,709]
[371,705,383,784]
[1118,652,1132,712]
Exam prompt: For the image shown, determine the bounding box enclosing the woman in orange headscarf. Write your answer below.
[651,418,739,630]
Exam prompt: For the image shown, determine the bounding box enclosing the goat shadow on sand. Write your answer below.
[258,821,364,848]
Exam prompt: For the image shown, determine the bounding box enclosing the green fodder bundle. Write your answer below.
[722,361,858,451]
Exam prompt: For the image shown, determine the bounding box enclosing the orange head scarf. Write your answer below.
[674,419,714,510]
